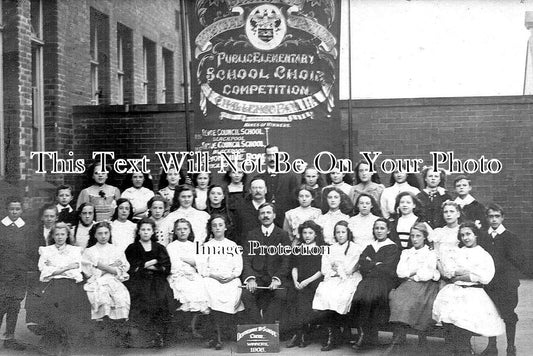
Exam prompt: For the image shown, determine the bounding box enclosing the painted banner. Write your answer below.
[189,0,342,171]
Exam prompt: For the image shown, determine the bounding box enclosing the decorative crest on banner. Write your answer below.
[190,0,341,169]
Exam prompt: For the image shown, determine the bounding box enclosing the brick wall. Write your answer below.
[340,96,533,269]
[2,0,36,183]
[70,104,190,194]
[43,0,184,185]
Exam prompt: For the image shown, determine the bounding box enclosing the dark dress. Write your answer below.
[389,216,422,250]
[461,200,485,227]
[416,190,451,228]
[125,241,175,340]
[291,246,323,326]
[352,241,400,329]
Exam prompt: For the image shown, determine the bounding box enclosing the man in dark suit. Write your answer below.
[479,203,527,356]
[233,177,268,245]
[255,145,299,227]
[241,202,291,326]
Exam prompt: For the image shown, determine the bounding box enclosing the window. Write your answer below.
[31,0,44,152]
[116,23,133,104]
[162,48,174,103]
[90,18,99,104]
[90,8,110,104]
[142,37,156,104]
[176,2,192,103]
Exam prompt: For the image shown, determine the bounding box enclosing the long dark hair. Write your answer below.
[393,191,422,218]
[206,214,229,242]
[87,221,113,248]
[112,198,134,221]
[206,184,229,214]
[158,167,188,190]
[321,186,353,215]
[353,193,381,216]
[134,217,158,242]
[170,184,196,212]
[297,220,325,246]
[121,172,154,191]
[457,221,480,248]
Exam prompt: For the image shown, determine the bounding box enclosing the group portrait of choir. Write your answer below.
[0,144,528,356]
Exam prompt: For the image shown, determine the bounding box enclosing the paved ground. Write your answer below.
[1,279,532,355]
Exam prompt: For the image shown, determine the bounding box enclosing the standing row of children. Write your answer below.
[0,156,527,355]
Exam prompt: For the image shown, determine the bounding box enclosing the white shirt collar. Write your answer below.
[423,186,446,195]
[371,238,396,252]
[454,194,475,207]
[261,224,275,237]
[1,216,25,227]
[56,204,72,212]
[488,224,506,237]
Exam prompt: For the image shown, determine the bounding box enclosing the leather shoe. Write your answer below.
[480,345,498,356]
[286,334,299,348]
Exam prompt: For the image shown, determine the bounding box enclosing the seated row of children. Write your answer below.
[0,191,525,355]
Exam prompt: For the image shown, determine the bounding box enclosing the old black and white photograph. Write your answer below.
[0,0,532,355]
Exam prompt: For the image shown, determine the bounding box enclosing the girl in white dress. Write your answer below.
[380,171,420,220]
[348,193,380,247]
[120,173,155,221]
[82,221,130,321]
[389,223,440,349]
[428,200,462,289]
[167,218,210,338]
[38,223,91,353]
[163,184,210,244]
[313,220,363,351]
[197,214,244,350]
[110,198,136,253]
[432,221,505,355]
[283,185,322,245]
[316,187,351,245]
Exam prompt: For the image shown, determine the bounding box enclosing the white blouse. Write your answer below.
[380,182,420,219]
[38,244,83,282]
[440,245,495,286]
[316,210,350,245]
[348,213,379,247]
[162,207,210,244]
[396,245,440,282]
[110,220,136,253]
